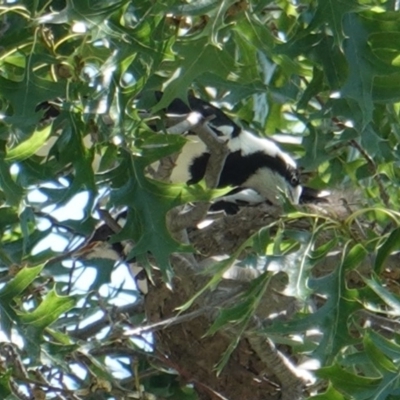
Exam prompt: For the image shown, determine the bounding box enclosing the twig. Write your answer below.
[166,111,203,134]
[124,306,212,336]
[96,208,123,233]
[70,301,144,340]
[151,348,230,400]
[356,309,400,334]
[153,152,179,182]
[167,115,230,232]
[245,332,306,400]
[191,116,230,188]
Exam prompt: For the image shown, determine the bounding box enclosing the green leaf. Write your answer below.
[0,264,44,300]
[301,123,334,171]
[374,227,400,273]
[265,243,363,362]
[110,151,214,280]
[368,32,400,67]
[153,39,234,111]
[19,206,35,254]
[200,72,266,103]
[5,123,53,162]
[0,159,24,206]
[317,361,400,399]
[297,67,324,110]
[341,243,368,271]
[308,0,363,47]
[39,0,130,27]
[3,0,400,395]
[80,258,115,292]
[341,13,374,128]
[208,272,272,336]
[316,364,380,397]
[0,265,44,338]
[19,288,77,330]
[42,340,79,369]
[169,0,220,16]
[0,65,65,127]
[364,275,400,315]
[233,16,274,61]
[208,271,272,373]
[310,384,346,400]
[364,332,397,373]
[0,371,12,397]
[367,330,400,361]
[0,207,19,230]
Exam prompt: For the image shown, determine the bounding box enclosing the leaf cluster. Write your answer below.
[0,0,400,399]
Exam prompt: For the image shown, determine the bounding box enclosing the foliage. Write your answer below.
[0,0,400,399]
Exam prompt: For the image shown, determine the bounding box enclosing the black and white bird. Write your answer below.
[155,93,327,212]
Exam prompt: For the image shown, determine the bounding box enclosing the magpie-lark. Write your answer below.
[156,93,326,212]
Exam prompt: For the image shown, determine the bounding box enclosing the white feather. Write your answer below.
[219,189,265,205]
[169,135,207,183]
[244,168,301,205]
[210,124,235,137]
[228,129,297,169]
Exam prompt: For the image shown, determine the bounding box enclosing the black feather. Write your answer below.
[188,150,300,189]
[155,91,241,137]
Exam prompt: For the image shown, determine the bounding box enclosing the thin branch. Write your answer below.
[356,309,400,334]
[70,301,144,340]
[153,152,179,182]
[166,111,203,134]
[245,332,306,400]
[96,208,123,234]
[167,115,230,232]
[123,306,212,336]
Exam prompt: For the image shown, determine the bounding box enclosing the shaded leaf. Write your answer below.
[308,0,363,46]
[341,13,375,128]
[364,332,397,373]
[316,364,380,397]
[154,39,234,111]
[0,370,12,397]
[375,227,400,273]
[110,150,216,280]
[364,275,400,315]
[0,159,24,206]
[0,67,65,127]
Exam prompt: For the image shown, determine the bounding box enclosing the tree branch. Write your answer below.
[70,301,144,340]
[167,114,230,232]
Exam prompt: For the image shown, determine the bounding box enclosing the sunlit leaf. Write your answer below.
[0,265,44,300]
[1,0,400,397]
[5,124,53,162]
[19,288,77,330]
